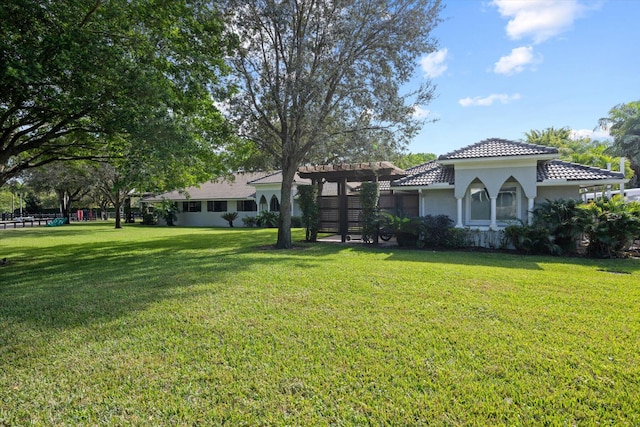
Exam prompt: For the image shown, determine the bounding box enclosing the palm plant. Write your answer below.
[221,211,239,227]
[580,196,640,258]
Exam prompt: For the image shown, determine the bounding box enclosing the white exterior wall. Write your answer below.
[173,199,258,227]
[536,186,581,203]
[421,189,457,218]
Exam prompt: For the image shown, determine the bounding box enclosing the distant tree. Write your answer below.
[600,101,640,187]
[24,161,94,221]
[525,127,631,177]
[393,152,437,169]
[0,1,231,187]
[224,0,443,248]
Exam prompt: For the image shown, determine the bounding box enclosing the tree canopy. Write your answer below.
[223,0,443,248]
[525,126,632,178]
[600,101,640,187]
[0,0,232,188]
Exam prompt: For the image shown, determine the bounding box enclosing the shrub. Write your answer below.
[141,213,157,226]
[580,196,640,258]
[359,182,380,244]
[531,199,585,254]
[256,210,279,228]
[503,223,559,255]
[290,216,302,228]
[242,216,257,228]
[416,215,454,248]
[381,213,419,247]
[297,185,319,241]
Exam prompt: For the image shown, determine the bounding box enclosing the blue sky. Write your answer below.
[407,0,640,155]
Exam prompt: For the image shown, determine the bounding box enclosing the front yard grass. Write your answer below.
[1,222,639,425]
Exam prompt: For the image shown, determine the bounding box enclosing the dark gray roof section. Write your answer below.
[439,138,558,160]
[537,160,625,182]
[391,161,454,187]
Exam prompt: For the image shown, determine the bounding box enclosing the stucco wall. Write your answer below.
[422,189,457,219]
[536,186,581,203]
[173,200,258,227]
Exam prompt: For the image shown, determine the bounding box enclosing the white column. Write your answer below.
[490,196,497,230]
[418,189,423,216]
[527,197,535,225]
[456,197,463,228]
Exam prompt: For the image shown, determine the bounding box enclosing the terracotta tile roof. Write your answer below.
[537,160,625,181]
[439,138,558,160]
[391,161,454,187]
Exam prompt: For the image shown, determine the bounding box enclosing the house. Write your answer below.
[145,138,628,230]
[386,138,627,230]
[144,171,350,227]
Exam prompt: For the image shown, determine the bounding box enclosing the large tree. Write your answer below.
[0,0,231,187]
[224,0,443,248]
[600,101,640,187]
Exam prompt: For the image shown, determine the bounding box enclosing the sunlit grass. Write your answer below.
[1,222,639,425]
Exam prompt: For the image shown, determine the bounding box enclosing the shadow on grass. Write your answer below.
[0,227,325,330]
[339,242,640,273]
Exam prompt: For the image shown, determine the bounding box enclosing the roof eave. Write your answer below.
[439,153,557,165]
[538,178,629,187]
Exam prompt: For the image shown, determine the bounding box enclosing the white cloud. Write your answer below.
[459,93,521,107]
[412,106,431,119]
[570,128,612,141]
[494,46,542,75]
[420,48,448,78]
[491,0,587,43]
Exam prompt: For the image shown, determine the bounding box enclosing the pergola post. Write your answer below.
[339,178,348,243]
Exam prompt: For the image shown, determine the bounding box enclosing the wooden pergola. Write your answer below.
[297,162,407,242]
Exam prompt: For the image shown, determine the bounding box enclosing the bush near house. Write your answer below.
[581,196,640,258]
[256,210,279,228]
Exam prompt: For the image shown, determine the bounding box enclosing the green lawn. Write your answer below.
[1,222,639,426]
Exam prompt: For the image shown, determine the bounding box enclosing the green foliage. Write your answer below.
[224,0,442,248]
[156,199,178,226]
[242,216,257,228]
[532,198,586,254]
[221,212,239,228]
[380,213,419,247]
[0,0,232,187]
[256,211,279,228]
[359,182,380,244]
[416,215,454,248]
[600,101,640,186]
[297,185,319,241]
[392,152,437,170]
[504,223,559,255]
[525,127,630,176]
[290,216,302,228]
[141,213,157,226]
[580,196,640,258]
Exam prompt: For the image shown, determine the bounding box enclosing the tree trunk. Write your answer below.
[114,199,122,229]
[276,164,297,249]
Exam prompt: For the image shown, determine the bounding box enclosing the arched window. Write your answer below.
[467,179,520,224]
[259,195,268,212]
[270,195,280,212]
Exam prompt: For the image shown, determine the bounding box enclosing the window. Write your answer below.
[469,185,490,221]
[270,195,280,212]
[467,181,519,224]
[207,200,227,212]
[182,201,201,212]
[237,200,257,212]
[496,186,517,220]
